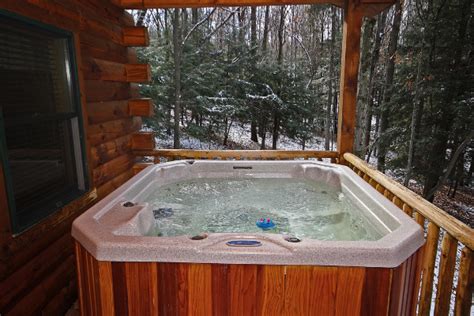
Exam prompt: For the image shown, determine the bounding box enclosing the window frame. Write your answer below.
[0,9,90,235]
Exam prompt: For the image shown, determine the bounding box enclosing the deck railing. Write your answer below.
[133,149,472,315]
[344,153,473,316]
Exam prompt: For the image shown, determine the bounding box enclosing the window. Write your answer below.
[0,12,88,234]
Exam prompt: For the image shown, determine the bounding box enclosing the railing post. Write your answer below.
[337,0,363,162]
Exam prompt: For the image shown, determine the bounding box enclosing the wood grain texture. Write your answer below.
[114,0,344,8]
[129,98,154,117]
[454,247,473,316]
[284,266,338,316]
[76,243,418,316]
[0,1,142,313]
[434,233,458,315]
[337,0,363,158]
[131,132,156,150]
[134,149,339,160]
[344,153,474,250]
[123,26,150,46]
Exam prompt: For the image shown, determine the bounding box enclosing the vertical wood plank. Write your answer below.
[334,267,365,316]
[434,233,458,316]
[411,246,425,316]
[97,261,115,315]
[228,264,258,316]
[158,262,180,316]
[389,259,407,316]
[454,247,473,316]
[402,203,413,216]
[414,211,425,226]
[361,268,392,315]
[256,266,285,316]
[337,0,363,157]
[402,251,418,316]
[188,264,212,316]
[419,222,440,316]
[125,262,158,316]
[74,243,87,315]
[112,263,129,316]
[284,266,338,316]
[212,264,230,316]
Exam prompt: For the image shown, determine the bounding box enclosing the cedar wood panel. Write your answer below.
[76,242,420,316]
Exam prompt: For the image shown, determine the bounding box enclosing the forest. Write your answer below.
[133,0,473,225]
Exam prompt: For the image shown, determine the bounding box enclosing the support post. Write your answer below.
[337,0,363,162]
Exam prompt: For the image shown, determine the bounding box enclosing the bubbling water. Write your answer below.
[145,178,384,241]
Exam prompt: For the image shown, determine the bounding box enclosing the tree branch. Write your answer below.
[202,9,239,43]
[182,8,217,45]
[425,130,474,200]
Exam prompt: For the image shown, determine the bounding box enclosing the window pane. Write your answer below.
[0,14,87,233]
[0,16,75,117]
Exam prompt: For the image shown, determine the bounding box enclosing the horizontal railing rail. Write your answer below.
[344,152,473,316]
[134,149,339,161]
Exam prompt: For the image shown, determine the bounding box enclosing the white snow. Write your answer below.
[151,122,330,151]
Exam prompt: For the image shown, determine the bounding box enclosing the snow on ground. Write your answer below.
[227,123,329,151]
[151,122,331,151]
[154,132,226,150]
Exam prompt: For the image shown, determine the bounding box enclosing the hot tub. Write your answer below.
[73,160,424,315]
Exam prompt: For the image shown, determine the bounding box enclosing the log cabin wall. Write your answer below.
[0,1,152,314]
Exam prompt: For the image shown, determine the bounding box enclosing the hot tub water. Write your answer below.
[145,178,384,241]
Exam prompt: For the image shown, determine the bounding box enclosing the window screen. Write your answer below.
[0,12,88,234]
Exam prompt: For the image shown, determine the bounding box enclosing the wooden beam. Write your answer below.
[126,64,151,82]
[337,0,363,159]
[87,117,142,146]
[114,0,345,8]
[85,58,151,83]
[114,0,393,16]
[129,98,154,117]
[92,154,135,186]
[90,135,133,168]
[87,100,130,124]
[123,27,150,46]
[131,132,156,150]
[133,149,339,160]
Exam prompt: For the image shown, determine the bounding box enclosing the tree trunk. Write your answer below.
[250,6,259,143]
[363,12,386,155]
[173,9,182,149]
[260,118,267,150]
[403,49,426,186]
[425,131,474,200]
[136,10,147,27]
[354,17,376,156]
[262,6,270,54]
[272,6,285,150]
[325,7,336,150]
[377,0,403,171]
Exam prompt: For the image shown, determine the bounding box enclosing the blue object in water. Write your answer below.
[256,218,276,230]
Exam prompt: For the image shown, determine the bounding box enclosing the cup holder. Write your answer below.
[190,233,208,240]
[284,236,301,243]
